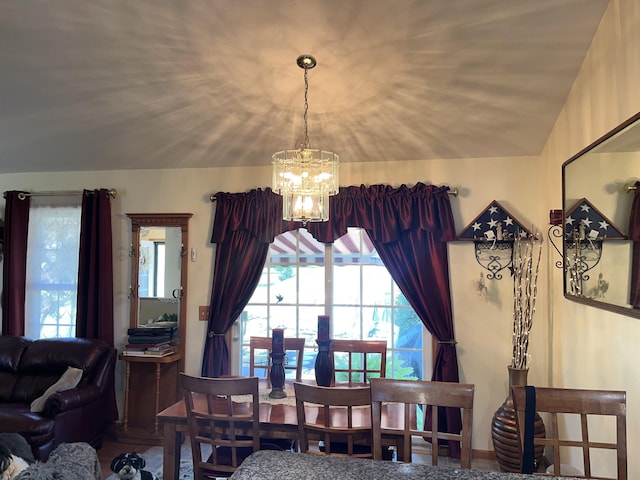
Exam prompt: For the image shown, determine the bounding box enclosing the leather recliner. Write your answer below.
[0,335,118,461]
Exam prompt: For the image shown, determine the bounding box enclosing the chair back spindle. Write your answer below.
[512,385,627,480]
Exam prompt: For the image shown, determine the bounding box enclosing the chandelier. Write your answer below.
[272,55,339,223]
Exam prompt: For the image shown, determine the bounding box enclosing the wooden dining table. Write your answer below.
[156,379,409,480]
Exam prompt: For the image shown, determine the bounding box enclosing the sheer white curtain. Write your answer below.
[25,196,81,339]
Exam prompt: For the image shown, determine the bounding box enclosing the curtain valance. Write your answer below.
[211,183,456,246]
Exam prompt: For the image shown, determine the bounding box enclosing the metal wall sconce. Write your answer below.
[548,209,564,269]
[549,198,626,297]
[457,200,534,280]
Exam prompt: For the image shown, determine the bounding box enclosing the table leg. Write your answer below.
[162,421,181,480]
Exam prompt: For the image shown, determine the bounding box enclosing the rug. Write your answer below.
[105,442,195,480]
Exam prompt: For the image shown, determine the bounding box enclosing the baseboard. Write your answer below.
[472,449,497,460]
[409,438,495,461]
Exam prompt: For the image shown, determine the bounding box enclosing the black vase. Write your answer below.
[314,339,333,387]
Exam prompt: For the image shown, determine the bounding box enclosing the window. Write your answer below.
[139,240,166,297]
[24,196,81,339]
[239,227,428,380]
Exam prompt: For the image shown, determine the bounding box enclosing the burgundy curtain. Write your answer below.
[306,184,457,382]
[201,189,285,377]
[629,181,640,308]
[306,183,461,455]
[76,189,114,347]
[1,191,30,336]
[203,184,458,374]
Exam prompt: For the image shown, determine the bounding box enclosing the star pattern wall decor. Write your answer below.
[458,200,533,241]
[457,200,535,280]
[564,198,626,240]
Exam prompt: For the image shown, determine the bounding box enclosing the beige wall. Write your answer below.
[0,0,637,475]
[540,0,640,477]
[0,156,542,458]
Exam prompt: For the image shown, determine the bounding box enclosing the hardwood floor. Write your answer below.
[97,434,500,479]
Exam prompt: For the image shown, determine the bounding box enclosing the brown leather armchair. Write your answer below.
[0,336,118,461]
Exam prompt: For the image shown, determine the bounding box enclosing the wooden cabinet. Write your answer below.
[117,352,182,444]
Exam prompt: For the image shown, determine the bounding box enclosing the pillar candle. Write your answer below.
[272,328,284,354]
[318,315,330,341]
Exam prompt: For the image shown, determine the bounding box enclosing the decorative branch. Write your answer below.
[511,233,542,370]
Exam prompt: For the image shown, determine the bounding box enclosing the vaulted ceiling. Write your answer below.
[0,0,610,174]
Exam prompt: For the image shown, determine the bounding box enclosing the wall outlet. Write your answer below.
[199,306,210,321]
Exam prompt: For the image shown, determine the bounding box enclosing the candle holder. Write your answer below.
[314,339,334,387]
[269,351,287,398]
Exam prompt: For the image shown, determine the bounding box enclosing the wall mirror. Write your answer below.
[562,112,640,318]
[127,213,192,365]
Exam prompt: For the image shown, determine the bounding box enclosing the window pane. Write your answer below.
[333,264,361,304]
[362,265,393,305]
[240,306,268,343]
[269,305,297,333]
[298,306,324,339]
[391,350,422,380]
[248,269,269,304]
[239,227,427,381]
[25,198,81,339]
[269,264,296,304]
[298,266,324,304]
[332,305,361,339]
[362,306,392,340]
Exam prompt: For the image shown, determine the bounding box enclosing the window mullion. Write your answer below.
[324,243,333,324]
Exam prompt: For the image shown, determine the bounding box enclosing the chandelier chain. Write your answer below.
[303,67,310,150]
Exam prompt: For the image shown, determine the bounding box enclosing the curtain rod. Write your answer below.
[209,186,459,203]
[624,183,637,192]
[3,189,118,200]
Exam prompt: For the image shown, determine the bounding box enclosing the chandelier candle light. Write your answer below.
[272,55,339,223]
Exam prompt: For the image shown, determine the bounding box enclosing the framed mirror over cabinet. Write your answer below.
[126,213,192,369]
[562,112,640,318]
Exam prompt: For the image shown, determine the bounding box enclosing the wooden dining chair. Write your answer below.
[370,377,475,468]
[248,336,305,386]
[330,339,387,384]
[294,382,374,458]
[512,385,627,480]
[180,374,263,479]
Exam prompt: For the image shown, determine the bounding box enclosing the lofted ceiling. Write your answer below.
[0,0,610,174]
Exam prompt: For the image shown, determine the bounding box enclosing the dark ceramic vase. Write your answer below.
[491,366,546,473]
[268,351,287,399]
[314,339,333,386]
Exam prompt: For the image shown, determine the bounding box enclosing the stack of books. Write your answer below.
[122,326,178,357]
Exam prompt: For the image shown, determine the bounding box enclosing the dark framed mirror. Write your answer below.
[126,213,192,369]
[562,112,640,318]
